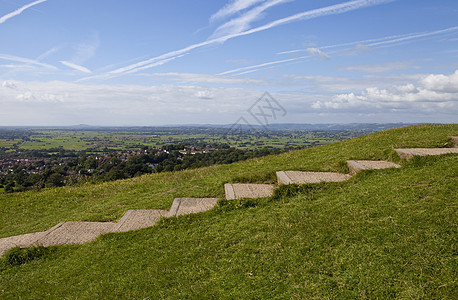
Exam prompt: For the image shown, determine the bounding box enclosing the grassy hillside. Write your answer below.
[0,124,457,298]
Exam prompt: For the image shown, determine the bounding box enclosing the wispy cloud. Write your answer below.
[279,26,458,54]
[220,55,310,75]
[123,55,186,74]
[60,61,92,73]
[342,62,419,73]
[210,0,265,23]
[0,53,57,69]
[210,0,291,39]
[73,33,100,64]
[78,54,186,82]
[102,0,394,78]
[222,26,458,76]
[0,64,35,69]
[141,72,265,85]
[223,0,396,41]
[0,0,47,24]
[36,47,60,61]
[307,48,330,60]
[366,26,458,47]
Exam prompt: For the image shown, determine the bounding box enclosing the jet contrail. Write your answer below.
[0,0,47,24]
[60,61,92,74]
[107,0,395,76]
[279,26,458,54]
[0,53,57,69]
[367,26,458,47]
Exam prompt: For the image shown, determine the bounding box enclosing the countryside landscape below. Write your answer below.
[0,124,400,194]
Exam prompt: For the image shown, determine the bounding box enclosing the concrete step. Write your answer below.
[276,171,351,185]
[0,231,48,257]
[224,183,275,200]
[34,221,115,247]
[112,210,168,233]
[395,148,458,160]
[168,198,219,217]
[347,160,401,174]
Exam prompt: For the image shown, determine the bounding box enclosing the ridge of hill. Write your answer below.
[0,124,457,298]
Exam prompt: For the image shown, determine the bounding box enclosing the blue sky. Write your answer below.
[0,0,457,126]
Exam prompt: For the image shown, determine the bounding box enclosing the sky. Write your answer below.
[0,0,457,126]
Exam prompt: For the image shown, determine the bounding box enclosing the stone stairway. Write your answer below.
[0,198,217,257]
[2,137,457,257]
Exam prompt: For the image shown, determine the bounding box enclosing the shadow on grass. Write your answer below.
[1,246,55,268]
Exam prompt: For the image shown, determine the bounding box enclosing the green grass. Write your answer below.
[0,124,457,298]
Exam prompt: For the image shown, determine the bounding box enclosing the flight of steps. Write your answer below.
[1,136,456,257]
[0,198,218,257]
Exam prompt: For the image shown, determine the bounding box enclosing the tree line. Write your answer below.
[0,145,279,193]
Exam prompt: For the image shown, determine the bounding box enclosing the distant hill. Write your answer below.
[0,123,426,132]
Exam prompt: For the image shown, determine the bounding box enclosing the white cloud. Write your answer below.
[0,0,47,24]
[60,61,92,73]
[421,70,458,93]
[1,77,456,125]
[195,90,214,99]
[0,80,265,125]
[312,70,458,112]
[2,80,17,89]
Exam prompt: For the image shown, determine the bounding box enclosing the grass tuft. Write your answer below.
[271,183,324,201]
[217,198,262,212]
[230,172,277,184]
[2,246,52,267]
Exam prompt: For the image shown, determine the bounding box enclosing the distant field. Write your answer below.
[0,129,368,151]
[0,139,21,148]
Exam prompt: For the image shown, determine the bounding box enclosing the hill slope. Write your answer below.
[0,124,457,298]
